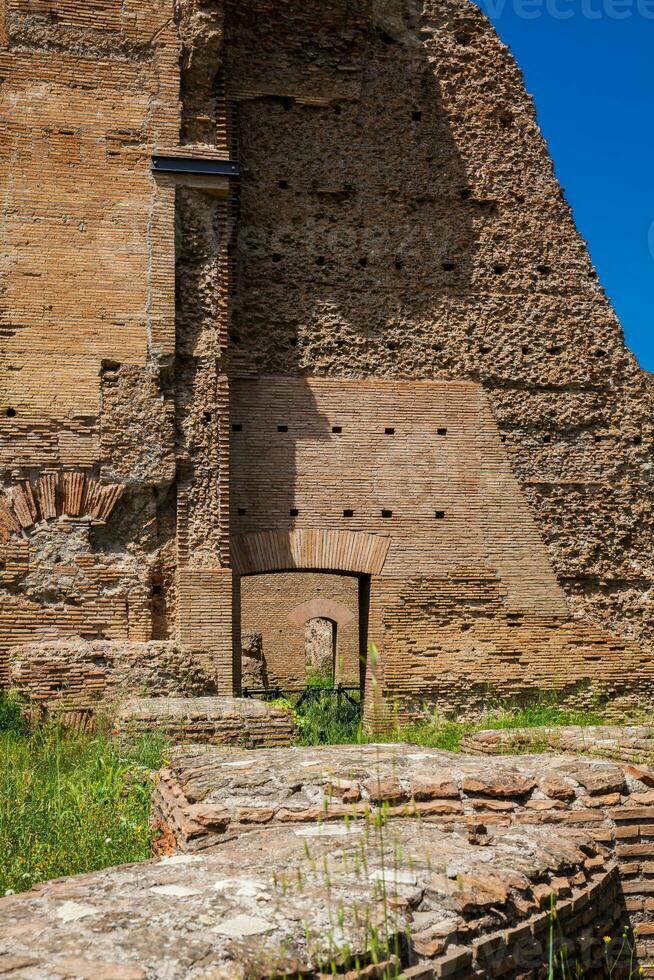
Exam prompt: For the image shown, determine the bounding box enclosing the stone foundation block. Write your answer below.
[113,696,295,748]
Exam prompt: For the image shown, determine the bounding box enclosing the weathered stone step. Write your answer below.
[114,697,295,749]
[0,814,619,979]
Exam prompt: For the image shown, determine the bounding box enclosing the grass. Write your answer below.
[0,692,165,896]
[482,699,608,731]
[287,687,636,751]
[0,680,644,901]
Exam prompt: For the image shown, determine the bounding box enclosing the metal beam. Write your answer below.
[151,156,240,178]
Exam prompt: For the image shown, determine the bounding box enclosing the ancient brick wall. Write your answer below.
[0,0,181,680]
[232,377,654,714]
[240,572,360,689]
[375,572,654,720]
[0,1,178,444]
[1,0,652,713]
[231,378,568,604]
[10,638,216,715]
[223,0,654,688]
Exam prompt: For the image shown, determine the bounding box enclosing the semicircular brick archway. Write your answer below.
[287,596,356,629]
[231,528,391,577]
[0,472,124,540]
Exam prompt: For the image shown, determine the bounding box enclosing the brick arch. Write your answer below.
[287,596,356,629]
[0,472,124,541]
[231,528,390,577]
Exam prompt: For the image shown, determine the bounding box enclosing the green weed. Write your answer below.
[289,686,639,752]
[291,689,365,746]
[483,695,608,732]
[0,695,166,896]
[0,689,27,735]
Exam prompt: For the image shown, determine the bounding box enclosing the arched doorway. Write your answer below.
[232,528,386,694]
[304,617,337,684]
[238,571,366,692]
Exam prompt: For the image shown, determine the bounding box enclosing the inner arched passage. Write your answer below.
[238,571,369,693]
[232,529,384,693]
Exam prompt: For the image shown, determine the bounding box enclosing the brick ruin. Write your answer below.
[5,742,654,977]
[1,0,653,718]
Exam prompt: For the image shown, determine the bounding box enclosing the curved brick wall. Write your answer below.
[153,743,654,973]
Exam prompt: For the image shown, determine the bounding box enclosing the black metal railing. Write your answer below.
[242,684,361,710]
[243,684,363,743]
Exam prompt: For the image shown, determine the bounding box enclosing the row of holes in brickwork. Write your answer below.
[3,408,642,448]
[268,253,558,277]
[499,433,643,445]
[539,433,635,445]
[235,508,446,520]
[479,346,608,358]
[231,424,448,436]
[231,423,644,444]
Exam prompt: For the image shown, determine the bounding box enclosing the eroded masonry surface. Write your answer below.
[6,742,654,979]
[1,0,653,719]
[461,725,654,761]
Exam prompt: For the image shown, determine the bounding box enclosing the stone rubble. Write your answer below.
[10,640,216,720]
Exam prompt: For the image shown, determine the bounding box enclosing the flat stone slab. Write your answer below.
[0,817,617,979]
[114,697,295,748]
[461,725,654,764]
[153,742,644,852]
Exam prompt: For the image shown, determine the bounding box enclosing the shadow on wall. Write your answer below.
[238,571,367,692]
[228,377,337,694]
[229,378,331,533]
[224,0,478,379]
[223,0,479,696]
[225,0,479,563]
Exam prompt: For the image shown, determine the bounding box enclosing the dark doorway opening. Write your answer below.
[237,570,370,696]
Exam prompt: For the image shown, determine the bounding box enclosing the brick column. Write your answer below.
[178,568,235,695]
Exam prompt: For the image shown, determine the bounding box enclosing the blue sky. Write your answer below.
[478,0,654,371]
